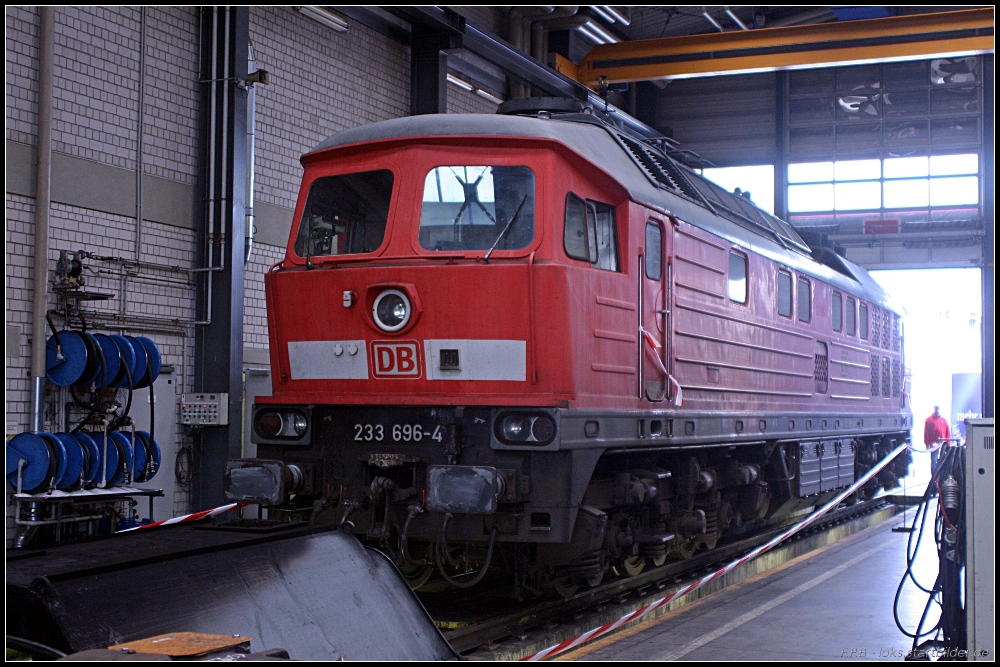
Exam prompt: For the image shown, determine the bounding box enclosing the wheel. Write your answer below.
[552,575,580,598]
[612,556,645,578]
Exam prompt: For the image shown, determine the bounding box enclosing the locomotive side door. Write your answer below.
[641,217,671,402]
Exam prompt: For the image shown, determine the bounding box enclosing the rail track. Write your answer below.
[420,498,896,658]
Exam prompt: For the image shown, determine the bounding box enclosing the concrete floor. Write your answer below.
[561,508,940,661]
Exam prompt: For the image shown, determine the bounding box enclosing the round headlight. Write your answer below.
[290,412,308,436]
[373,289,411,332]
[257,411,283,438]
[501,414,531,442]
[531,415,556,444]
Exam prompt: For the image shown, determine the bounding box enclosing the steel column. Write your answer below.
[774,71,789,221]
[194,6,248,509]
[410,24,451,115]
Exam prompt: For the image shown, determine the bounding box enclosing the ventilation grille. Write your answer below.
[871,308,883,349]
[985,436,994,450]
[612,132,810,254]
[882,357,891,398]
[871,355,881,397]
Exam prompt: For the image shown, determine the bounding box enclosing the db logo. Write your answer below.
[371,341,421,378]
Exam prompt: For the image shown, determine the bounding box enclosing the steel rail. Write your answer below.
[441,496,891,654]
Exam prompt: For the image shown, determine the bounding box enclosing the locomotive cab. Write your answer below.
[233,109,911,595]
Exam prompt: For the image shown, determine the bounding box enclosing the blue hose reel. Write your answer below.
[5,430,161,493]
[46,331,161,388]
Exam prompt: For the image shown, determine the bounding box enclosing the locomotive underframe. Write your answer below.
[249,403,910,590]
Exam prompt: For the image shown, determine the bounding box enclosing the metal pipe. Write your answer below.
[121,7,148,318]
[725,8,749,31]
[244,42,257,266]
[31,7,56,432]
[135,7,146,262]
[204,9,219,324]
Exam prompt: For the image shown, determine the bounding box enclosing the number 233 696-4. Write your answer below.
[353,423,444,443]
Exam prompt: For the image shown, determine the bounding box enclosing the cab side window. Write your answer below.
[832,292,843,332]
[564,193,592,262]
[591,201,619,272]
[728,251,747,304]
[563,193,619,272]
[797,277,811,323]
[645,222,662,280]
[777,270,793,317]
[846,297,857,335]
[859,302,869,339]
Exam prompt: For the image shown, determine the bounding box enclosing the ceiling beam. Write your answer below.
[576,8,995,84]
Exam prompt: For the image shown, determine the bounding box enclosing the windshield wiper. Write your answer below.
[483,194,528,264]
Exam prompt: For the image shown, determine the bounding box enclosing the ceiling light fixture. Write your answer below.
[446,73,474,91]
[298,6,348,33]
[576,24,607,44]
[725,8,749,30]
[585,21,620,43]
[475,88,504,105]
[589,6,617,24]
[601,6,631,25]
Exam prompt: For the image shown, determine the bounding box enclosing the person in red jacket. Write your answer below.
[924,405,950,473]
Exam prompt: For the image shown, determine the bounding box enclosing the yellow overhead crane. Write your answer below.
[560,8,994,86]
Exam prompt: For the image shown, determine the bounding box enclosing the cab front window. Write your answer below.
[294,169,394,258]
[420,166,535,251]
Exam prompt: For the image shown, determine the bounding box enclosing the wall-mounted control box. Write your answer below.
[181,393,230,426]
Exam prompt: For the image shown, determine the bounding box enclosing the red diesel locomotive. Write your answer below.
[232,100,911,594]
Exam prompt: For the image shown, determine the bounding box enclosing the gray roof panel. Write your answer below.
[306,114,899,313]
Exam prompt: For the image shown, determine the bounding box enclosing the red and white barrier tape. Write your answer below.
[118,502,241,532]
[640,328,683,407]
[521,441,908,661]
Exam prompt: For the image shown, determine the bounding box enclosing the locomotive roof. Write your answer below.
[307,114,900,314]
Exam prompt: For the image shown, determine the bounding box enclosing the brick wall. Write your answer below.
[244,241,284,349]
[248,6,410,211]
[447,84,501,114]
[6,5,508,541]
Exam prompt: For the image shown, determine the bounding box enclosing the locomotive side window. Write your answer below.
[419,165,535,251]
[590,201,619,272]
[846,296,857,335]
[797,277,811,323]
[832,292,843,332]
[645,222,662,280]
[859,302,869,339]
[728,251,747,303]
[294,169,394,258]
[564,193,594,263]
[777,270,792,317]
